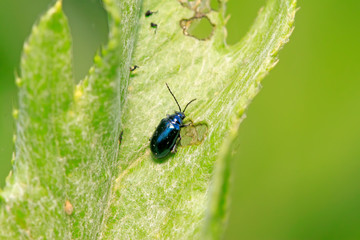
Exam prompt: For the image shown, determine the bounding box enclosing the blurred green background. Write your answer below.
[1,0,359,239]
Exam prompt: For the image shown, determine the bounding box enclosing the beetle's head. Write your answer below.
[175,111,185,120]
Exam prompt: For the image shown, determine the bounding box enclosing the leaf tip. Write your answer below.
[54,0,63,12]
[46,0,63,17]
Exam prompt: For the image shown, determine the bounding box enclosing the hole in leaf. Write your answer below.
[226,0,266,45]
[180,123,208,147]
[63,0,108,82]
[180,16,215,41]
[210,0,219,11]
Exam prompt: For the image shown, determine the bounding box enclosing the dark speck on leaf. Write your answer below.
[130,65,139,72]
[150,22,158,33]
[145,10,158,17]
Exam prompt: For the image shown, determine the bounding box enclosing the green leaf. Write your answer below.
[0,0,296,239]
[0,0,141,238]
[101,0,296,239]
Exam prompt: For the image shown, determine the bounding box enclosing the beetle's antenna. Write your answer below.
[166,83,182,112]
[183,98,197,113]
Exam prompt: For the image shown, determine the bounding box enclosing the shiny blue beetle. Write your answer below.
[150,83,196,159]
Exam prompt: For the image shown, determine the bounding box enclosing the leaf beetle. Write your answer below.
[150,83,196,159]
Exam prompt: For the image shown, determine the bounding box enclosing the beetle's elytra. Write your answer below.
[150,83,196,159]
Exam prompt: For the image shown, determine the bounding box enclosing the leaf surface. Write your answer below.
[0,0,296,239]
[101,0,296,239]
[0,0,141,238]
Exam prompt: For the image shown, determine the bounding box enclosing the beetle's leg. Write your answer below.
[171,143,177,153]
[171,135,181,153]
[181,120,193,128]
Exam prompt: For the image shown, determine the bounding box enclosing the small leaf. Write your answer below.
[0,0,141,238]
[1,1,73,238]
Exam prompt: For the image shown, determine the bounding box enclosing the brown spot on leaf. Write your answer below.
[64,200,74,215]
